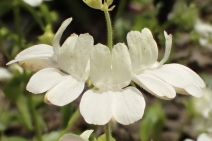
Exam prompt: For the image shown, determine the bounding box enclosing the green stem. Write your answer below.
[56,109,80,141]
[114,0,127,20]
[105,122,112,141]
[0,22,10,59]
[28,94,43,141]
[0,131,3,141]
[103,5,113,141]
[39,4,52,25]
[103,10,113,50]
[14,2,23,49]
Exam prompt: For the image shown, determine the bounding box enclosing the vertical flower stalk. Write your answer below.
[105,122,112,141]
[102,4,113,51]
[102,2,113,141]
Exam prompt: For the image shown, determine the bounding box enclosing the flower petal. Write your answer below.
[157,31,172,67]
[173,86,202,97]
[111,43,132,89]
[60,34,78,54]
[80,130,94,140]
[112,87,145,125]
[80,90,113,125]
[149,64,205,88]
[23,0,42,7]
[132,73,176,99]
[148,64,204,96]
[18,57,57,71]
[53,18,72,55]
[46,78,84,106]
[197,133,212,141]
[59,134,85,141]
[27,68,67,94]
[90,44,111,89]
[148,64,194,88]
[127,28,158,72]
[185,85,203,97]
[174,64,205,88]
[58,33,93,81]
[7,44,54,65]
[58,34,78,74]
[184,139,194,141]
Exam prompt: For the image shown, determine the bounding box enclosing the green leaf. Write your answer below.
[98,134,116,141]
[2,136,28,141]
[37,111,48,132]
[61,103,73,128]
[140,102,166,141]
[20,2,45,30]
[183,99,196,117]
[16,94,33,131]
[91,138,98,141]
[42,131,60,141]
[3,76,23,101]
[0,1,13,17]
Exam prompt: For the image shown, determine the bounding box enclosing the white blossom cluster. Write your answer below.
[23,0,43,7]
[184,88,212,141]
[7,18,205,125]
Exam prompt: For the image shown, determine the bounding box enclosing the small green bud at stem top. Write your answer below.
[106,0,113,6]
[83,0,103,9]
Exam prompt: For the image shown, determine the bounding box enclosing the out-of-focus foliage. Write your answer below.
[140,102,166,141]
[0,0,212,140]
[98,134,116,141]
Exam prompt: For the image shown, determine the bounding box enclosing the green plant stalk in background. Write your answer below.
[55,109,80,141]
[14,1,23,50]
[28,93,43,141]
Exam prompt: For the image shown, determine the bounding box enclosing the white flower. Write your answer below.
[23,0,43,7]
[59,130,93,141]
[195,19,212,50]
[193,88,212,118]
[197,133,212,141]
[6,18,74,72]
[195,19,212,38]
[127,28,205,99]
[188,110,212,141]
[184,133,212,141]
[7,18,94,106]
[80,43,145,125]
[184,139,194,141]
[0,67,11,81]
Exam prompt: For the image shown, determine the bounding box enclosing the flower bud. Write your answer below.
[83,0,103,9]
[106,0,113,6]
[38,25,54,45]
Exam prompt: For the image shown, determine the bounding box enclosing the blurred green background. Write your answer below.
[1,0,212,141]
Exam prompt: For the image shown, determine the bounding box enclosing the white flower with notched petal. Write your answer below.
[7,18,74,72]
[23,0,43,7]
[80,43,145,125]
[184,133,212,141]
[127,28,205,100]
[7,18,94,106]
[0,67,11,81]
[60,130,93,141]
